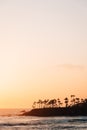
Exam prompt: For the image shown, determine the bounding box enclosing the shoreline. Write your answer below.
[21,105,87,117]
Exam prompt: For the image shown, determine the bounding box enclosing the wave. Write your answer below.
[68,118,87,123]
[0,123,83,129]
[0,123,30,127]
[0,116,87,129]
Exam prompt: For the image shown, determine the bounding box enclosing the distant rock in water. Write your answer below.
[21,102,87,117]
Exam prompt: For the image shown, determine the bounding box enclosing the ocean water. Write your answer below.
[0,116,87,130]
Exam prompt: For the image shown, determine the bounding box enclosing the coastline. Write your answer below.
[21,105,87,117]
[21,97,87,117]
[1,98,87,117]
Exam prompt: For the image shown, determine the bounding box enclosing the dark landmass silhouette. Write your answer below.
[21,96,87,117]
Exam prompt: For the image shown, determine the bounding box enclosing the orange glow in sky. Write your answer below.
[0,0,87,108]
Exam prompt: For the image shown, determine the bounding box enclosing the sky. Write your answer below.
[0,0,87,108]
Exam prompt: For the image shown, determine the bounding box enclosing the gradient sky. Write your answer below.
[0,0,87,108]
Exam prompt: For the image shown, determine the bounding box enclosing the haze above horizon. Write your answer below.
[0,0,87,108]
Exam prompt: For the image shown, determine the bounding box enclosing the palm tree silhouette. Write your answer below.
[43,99,49,108]
[38,99,43,108]
[70,95,75,106]
[32,101,36,109]
[57,98,62,107]
[75,98,80,104]
[64,97,69,107]
[48,99,57,108]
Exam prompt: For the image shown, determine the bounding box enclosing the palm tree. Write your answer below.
[70,95,75,106]
[64,97,69,107]
[43,99,49,108]
[37,99,43,108]
[32,101,36,109]
[48,99,57,108]
[84,99,87,103]
[81,98,84,103]
[75,98,80,104]
[40,100,43,108]
[57,98,62,108]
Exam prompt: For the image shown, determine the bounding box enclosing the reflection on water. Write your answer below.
[0,116,87,130]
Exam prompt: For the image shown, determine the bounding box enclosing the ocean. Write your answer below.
[0,116,87,130]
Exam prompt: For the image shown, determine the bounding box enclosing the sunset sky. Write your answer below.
[0,0,87,108]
